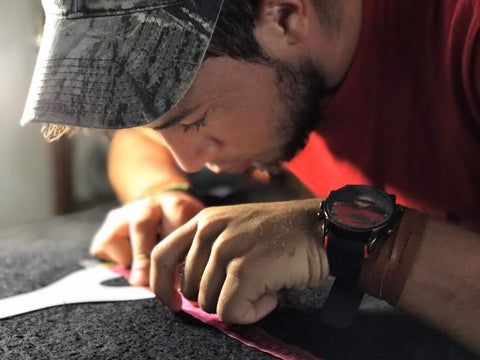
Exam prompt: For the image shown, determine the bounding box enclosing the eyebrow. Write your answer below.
[152,104,200,131]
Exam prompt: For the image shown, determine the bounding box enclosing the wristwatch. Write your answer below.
[320,184,405,280]
[318,185,405,327]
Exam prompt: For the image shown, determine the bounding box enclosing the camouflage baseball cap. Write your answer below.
[21,0,224,129]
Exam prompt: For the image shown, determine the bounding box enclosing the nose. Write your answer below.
[159,130,220,173]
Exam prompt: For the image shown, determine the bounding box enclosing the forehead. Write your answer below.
[177,58,228,107]
[151,56,274,127]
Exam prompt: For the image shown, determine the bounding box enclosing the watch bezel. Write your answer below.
[321,185,396,234]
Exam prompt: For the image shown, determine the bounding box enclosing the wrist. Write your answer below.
[317,185,407,328]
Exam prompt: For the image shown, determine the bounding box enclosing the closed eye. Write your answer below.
[181,112,208,133]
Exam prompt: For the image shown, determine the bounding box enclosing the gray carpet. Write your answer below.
[0,203,476,360]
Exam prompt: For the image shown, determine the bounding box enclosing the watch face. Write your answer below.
[325,185,395,231]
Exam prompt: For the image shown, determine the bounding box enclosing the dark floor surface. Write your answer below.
[1,183,477,360]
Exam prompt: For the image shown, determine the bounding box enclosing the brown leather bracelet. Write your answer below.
[358,208,428,305]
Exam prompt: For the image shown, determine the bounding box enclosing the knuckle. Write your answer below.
[131,202,161,228]
[217,307,238,324]
[89,241,115,262]
[166,194,190,209]
[150,244,164,264]
[160,192,202,213]
[193,226,215,248]
[89,244,102,258]
[197,291,217,315]
[104,207,123,223]
[192,212,223,243]
[309,243,329,286]
[132,248,150,261]
[89,233,110,257]
[197,282,209,301]
[227,258,249,282]
[183,282,199,302]
[197,206,220,220]
[194,209,209,224]
[210,235,232,262]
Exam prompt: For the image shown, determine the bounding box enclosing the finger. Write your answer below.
[129,199,163,286]
[182,223,225,301]
[217,267,278,324]
[196,253,227,314]
[247,168,271,185]
[90,209,132,266]
[197,231,256,313]
[196,231,246,313]
[150,218,198,312]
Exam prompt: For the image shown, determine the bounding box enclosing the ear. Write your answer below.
[254,0,309,49]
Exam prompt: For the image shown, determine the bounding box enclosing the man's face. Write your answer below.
[149,55,325,174]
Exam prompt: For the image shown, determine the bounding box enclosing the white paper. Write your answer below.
[0,264,154,319]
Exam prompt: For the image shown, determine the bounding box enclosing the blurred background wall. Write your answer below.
[0,0,114,228]
[0,0,53,227]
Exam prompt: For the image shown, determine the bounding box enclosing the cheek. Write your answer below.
[215,95,282,145]
[206,65,286,150]
[215,109,275,147]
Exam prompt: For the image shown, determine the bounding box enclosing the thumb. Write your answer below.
[129,200,163,285]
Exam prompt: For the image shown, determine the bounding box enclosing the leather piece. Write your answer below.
[358,209,428,305]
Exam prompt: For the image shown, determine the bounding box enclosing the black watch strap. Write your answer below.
[325,232,366,279]
[320,278,364,328]
[320,232,366,328]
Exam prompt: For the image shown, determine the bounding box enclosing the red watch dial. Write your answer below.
[325,186,395,231]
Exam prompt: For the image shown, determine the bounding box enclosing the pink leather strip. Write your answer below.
[109,265,321,360]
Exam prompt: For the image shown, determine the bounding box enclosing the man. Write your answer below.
[22,0,479,353]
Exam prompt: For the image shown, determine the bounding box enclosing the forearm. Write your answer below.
[108,128,189,204]
[399,218,480,353]
[359,210,480,353]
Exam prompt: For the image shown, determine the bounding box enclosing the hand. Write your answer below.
[90,191,205,285]
[150,198,329,324]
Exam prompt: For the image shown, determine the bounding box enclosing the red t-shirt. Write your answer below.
[283,0,480,231]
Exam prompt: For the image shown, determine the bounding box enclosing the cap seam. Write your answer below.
[44,57,198,66]
[40,91,141,100]
[35,102,145,116]
[37,97,147,106]
[48,1,187,20]
[36,99,141,111]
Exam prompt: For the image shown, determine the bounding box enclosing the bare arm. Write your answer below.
[108,128,189,204]
[360,211,480,354]
[399,219,480,353]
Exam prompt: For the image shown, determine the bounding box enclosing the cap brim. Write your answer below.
[22,1,223,129]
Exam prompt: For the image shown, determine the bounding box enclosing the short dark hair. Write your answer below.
[206,0,338,61]
[206,0,265,61]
